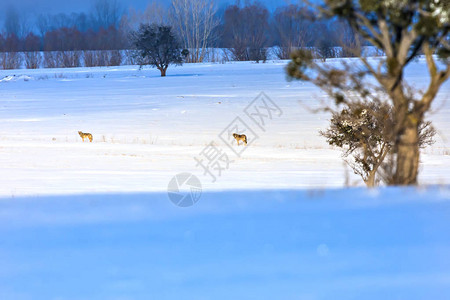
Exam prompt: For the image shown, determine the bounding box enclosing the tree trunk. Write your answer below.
[386,70,422,185]
[394,115,420,185]
[365,171,376,187]
[160,67,167,77]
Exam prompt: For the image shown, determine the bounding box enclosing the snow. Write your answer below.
[0,75,33,82]
[0,187,449,299]
[0,59,449,299]
[0,59,449,197]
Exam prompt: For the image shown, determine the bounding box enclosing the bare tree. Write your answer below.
[337,21,361,58]
[0,52,23,70]
[74,13,90,32]
[223,3,270,62]
[223,5,247,61]
[127,3,167,30]
[288,0,449,185]
[0,33,23,69]
[91,0,122,30]
[4,5,29,38]
[170,0,219,63]
[84,50,122,67]
[311,21,339,61]
[43,52,61,68]
[24,33,42,69]
[43,27,83,68]
[37,12,93,38]
[36,14,52,39]
[273,4,312,59]
[244,3,270,62]
[52,13,76,29]
[4,6,20,37]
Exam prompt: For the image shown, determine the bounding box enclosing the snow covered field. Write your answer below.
[0,59,449,196]
[1,188,450,299]
[0,59,449,299]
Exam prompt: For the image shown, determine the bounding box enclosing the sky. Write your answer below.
[0,0,160,15]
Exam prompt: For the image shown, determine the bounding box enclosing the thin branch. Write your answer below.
[377,18,394,57]
[354,11,384,45]
[398,28,418,65]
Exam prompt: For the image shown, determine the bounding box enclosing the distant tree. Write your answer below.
[244,3,270,62]
[37,12,93,38]
[96,26,123,50]
[170,0,219,63]
[23,33,40,52]
[127,3,167,31]
[288,0,449,185]
[52,13,76,29]
[336,21,361,58]
[83,29,98,50]
[132,24,183,77]
[43,27,83,68]
[273,4,312,59]
[24,33,42,69]
[312,21,338,61]
[223,3,270,62]
[91,0,123,30]
[36,14,52,38]
[0,33,23,69]
[74,13,90,32]
[4,5,29,38]
[43,27,83,51]
[3,33,21,52]
[222,5,247,60]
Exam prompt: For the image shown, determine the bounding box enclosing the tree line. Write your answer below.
[0,0,359,69]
